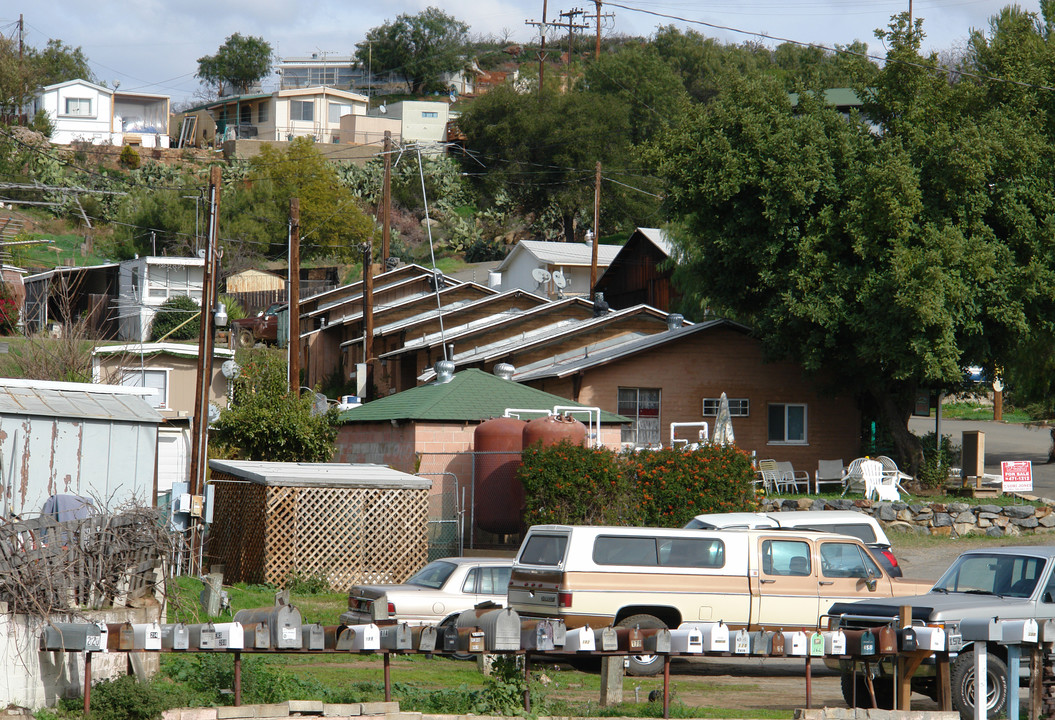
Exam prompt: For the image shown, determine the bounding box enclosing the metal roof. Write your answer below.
[513,319,752,382]
[496,240,622,272]
[338,368,627,424]
[0,379,163,423]
[634,228,674,257]
[208,460,432,489]
[92,342,234,359]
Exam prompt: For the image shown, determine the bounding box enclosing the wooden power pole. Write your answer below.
[362,243,374,399]
[288,198,301,396]
[590,161,601,297]
[382,131,392,266]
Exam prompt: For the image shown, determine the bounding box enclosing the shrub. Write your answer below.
[59,675,181,720]
[149,295,201,341]
[917,432,959,489]
[120,145,141,169]
[519,441,759,528]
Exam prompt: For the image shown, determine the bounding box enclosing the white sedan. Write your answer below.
[339,556,513,627]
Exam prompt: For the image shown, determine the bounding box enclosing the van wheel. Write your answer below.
[237,328,255,348]
[617,614,666,676]
[841,671,894,709]
[951,650,1007,719]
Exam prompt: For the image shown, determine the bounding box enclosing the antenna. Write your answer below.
[531,267,552,285]
[552,269,567,289]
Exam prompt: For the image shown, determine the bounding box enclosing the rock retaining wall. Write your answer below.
[762,495,1055,538]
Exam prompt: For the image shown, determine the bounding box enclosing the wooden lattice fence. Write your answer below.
[208,474,429,592]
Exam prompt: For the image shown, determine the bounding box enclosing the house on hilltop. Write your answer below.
[27,79,170,148]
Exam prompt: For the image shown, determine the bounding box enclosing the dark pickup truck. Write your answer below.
[826,544,1055,719]
[232,303,283,348]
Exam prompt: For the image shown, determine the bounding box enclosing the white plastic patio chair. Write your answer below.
[861,459,898,501]
[876,455,912,496]
[840,458,868,496]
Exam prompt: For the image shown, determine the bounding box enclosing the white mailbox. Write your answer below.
[669,627,703,654]
[915,626,947,651]
[782,630,808,656]
[346,623,381,651]
[1001,619,1039,645]
[132,622,162,651]
[564,625,596,652]
[699,622,730,652]
[733,628,751,655]
[824,630,847,655]
[213,622,245,650]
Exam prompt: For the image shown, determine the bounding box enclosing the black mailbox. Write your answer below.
[899,627,918,652]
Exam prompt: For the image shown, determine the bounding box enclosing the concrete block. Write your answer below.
[288,701,324,714]
[323,705,362,717]
[385,713,421,720]
[178,710,218,720]
[216,708,256,720]
[257,705,291,718]
[360,703,399,716]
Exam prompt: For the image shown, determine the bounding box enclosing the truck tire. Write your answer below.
[951,650,1007,720]
[237,328,255,348]
[840,670,895,709]
[617,614,666,677]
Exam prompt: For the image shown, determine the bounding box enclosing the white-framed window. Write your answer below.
[421,111,439,118]
[702,397,750,416]
[121,368,169,409]
[328,102,353,123]
[618,387,661,446]
[291,100,314,122]
[64,97,93,116]
[768,403,807,444]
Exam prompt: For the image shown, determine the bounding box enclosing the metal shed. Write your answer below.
[0,379,161,518]
[207,460,432,591]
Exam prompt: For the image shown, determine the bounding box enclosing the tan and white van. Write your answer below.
[507,524,930,674]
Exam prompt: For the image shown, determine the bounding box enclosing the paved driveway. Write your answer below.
[908,416,1055,499]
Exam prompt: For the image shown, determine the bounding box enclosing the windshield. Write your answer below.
[406,560,457,589]
[933,553,1046,598]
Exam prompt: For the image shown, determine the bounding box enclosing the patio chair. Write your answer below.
[876,455,913,496]
[775,461,810,493]
[815,459,845,494]
[840,458,869,496]
[757,459,792,494]
[863,460,899,501]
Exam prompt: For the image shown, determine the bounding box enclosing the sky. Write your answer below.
[1,0,1039,106]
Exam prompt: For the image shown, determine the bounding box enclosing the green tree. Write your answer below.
[150,295,201,341]
[28,39,95,87]
[356,7,469,95]
[211,349,338,462]
[196,33,273,96]
[223,137,374,260]
[643,12,1055,471]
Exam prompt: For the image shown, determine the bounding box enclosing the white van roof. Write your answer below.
[685,510,890,547]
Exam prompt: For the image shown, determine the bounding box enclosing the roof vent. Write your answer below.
[667,313,684,331]
[494,363,515,381]
[593,292,609,318]
[434,360,456,384]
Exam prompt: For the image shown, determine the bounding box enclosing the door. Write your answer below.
[755,537,820,626]
[817,540,888,615]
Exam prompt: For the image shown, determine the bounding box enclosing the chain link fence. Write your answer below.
[417,451,524,557]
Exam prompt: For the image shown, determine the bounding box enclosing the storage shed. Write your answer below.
[207,460,432,591]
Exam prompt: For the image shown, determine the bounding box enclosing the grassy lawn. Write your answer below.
[926,400,1033,423]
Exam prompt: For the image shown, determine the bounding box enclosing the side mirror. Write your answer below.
[256,310,264,317]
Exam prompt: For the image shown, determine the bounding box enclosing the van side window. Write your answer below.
[819,542,872,578]
[520,535,568,566]
[762,539,811,576]
[592,536,725,568]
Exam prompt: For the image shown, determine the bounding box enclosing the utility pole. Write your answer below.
[188,165,221,575]
[361,243,374,400]
[590,161,601,297]
[555,9,590,86]
[585,0,613,59]
[381,131,392,266]
[288,198,301,396]
[525,0,550,96]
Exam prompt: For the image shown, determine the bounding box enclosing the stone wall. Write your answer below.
[762,495,1055,538]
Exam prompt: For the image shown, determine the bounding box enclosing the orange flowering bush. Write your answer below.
[518,440,758,528]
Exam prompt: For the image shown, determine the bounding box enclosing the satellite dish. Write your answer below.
[221,360,240,379]
[531,267,551,285]
[378,104,387,115]
[552,270,567,289]
[310,392,330,417]
[207,404,221,425]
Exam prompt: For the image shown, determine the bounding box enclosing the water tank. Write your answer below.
[474,416,527,535]
[523,413,587,449]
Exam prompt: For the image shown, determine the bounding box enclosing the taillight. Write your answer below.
[558,592,573,608]
[387,602,396,615]
[882,550,899,568]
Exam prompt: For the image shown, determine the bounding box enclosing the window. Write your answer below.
[290,100,314,122]
[421,111,439,118]
[761,539,811,576]
[819,542,879,578]
[768,403,807,443]
[618,387,660,446]
[592,535,725,568]
[328,102,353,123]
[122,368,168,409]
[258,103,268,123]
[518,534,567,566]
[64,97,92,116]
[461,568,478,593]
[478,566,512,594]
[702,397,750,416]
[239,104,252,125]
